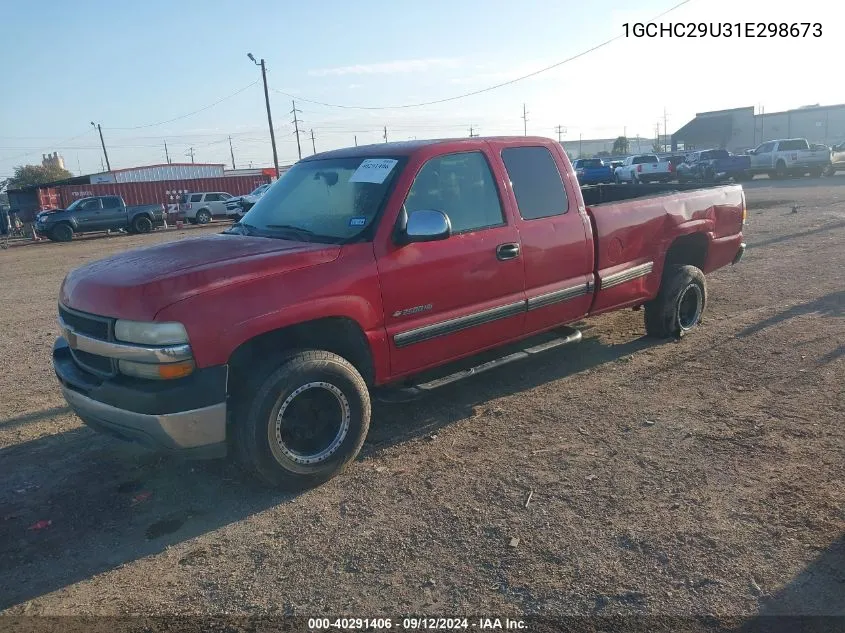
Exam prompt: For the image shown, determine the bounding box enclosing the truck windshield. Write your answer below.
[65,198,91,211]
[231,156,404,243]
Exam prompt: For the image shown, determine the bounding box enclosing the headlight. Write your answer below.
[114,320,189,345]
[119,359,195,380]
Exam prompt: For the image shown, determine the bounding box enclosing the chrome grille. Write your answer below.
[59,305,117,377]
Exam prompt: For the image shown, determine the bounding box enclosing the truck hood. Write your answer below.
[60,233,341,320]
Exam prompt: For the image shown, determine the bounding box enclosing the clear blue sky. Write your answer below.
[0,0,837,175]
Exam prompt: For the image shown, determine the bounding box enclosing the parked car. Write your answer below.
[35,196,166,242]
[226,183,271,219]
[614,154,675,184]
[746,138,831,179]
[52,136,746,489]
[178,192,233,224]
[573,158,614,185]
[677,149,752,183]
[825,141,845,175]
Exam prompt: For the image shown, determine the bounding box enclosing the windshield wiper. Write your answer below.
[264,224,315,234]
[223,221,259,236]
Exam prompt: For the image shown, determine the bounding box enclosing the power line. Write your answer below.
[269,0,693,111]
[105,82,258,130]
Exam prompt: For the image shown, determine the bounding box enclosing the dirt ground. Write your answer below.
[0,179,843,626]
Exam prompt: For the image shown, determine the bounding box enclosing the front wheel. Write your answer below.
[132,215,153,234]
[644,265,707,339]
[196,209,212,224]
[51,223,73,242]
[233,350,371,490]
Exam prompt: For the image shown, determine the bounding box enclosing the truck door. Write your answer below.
[751,142,774,171]
[497,143,594,335]
[375,149,526,377]
[73,198,105,230]
[100,196,125,227]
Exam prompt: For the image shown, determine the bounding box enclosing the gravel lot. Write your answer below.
[1,179,843,626]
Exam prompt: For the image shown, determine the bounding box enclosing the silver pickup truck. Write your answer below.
[826,141,845,175]
[746,138,831,179]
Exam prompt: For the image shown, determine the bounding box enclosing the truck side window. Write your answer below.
[404,151,504,234]
[102,196,121,209]
[501,146,568,220]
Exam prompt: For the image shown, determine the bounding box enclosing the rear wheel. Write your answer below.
[196,209,212,225]
[51,222,73,242]
[233,350,371,490]
[644,265,707,339]
[132,215,153,234]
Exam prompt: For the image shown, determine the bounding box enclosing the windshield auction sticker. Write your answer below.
[349,159,398,184]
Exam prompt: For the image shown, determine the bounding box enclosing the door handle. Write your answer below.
[496,242,520,261]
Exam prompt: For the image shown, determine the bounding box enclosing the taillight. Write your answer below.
[637,164,643,172]
[668,162,674,172]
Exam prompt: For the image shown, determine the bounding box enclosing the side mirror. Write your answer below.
[398,209,451,244]
[748,149,756,155]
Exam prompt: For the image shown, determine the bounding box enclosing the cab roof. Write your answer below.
[302,136,557,161]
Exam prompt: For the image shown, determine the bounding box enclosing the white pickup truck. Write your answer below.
[746,138,831,179]
[826,141,845,175]
[613,154,674,184]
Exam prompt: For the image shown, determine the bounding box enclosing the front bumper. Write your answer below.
[53,338,228,458]
[732,242,747,265]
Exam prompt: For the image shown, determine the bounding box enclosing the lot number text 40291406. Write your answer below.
[624,22,822,38]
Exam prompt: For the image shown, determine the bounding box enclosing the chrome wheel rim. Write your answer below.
[271,382,350,466]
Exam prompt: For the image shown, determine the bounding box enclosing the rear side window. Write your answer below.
[778,139,808,151]
[501,146,568,220]
[580,159,604,168]
[102,196,121,209]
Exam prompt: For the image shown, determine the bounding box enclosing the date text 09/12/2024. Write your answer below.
[307,618,526,630]
[624,22,822,38]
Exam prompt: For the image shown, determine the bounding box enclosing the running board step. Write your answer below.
[376,327,582,403]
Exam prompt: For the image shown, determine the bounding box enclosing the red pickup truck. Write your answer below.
[53,137,746,489]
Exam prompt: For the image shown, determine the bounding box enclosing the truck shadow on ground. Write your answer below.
[736,289,845,341]
[738,535,845,632]
[0,328,656,609]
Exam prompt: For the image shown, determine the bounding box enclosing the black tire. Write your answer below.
[644,265,707,339]
[773,160,788,180]
[51,222,73,242]
[232,350,371,490]
[196,209,212,225]
[132,215,153,234]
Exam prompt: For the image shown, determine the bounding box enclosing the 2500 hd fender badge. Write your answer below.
[392,304,433,318]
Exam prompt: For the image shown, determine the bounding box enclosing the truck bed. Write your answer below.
[582,182,745,316]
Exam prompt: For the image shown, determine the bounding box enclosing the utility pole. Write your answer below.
[186,147,195,163]
[310,129,316,155]
[90,122,111,171]
[522,104,529,136]
[469,125,479,138]
[247,54,280,177]
[555,124,566,143]
[228,136,236,169]
[164,140,171,164]
[663,107,669,152]
[354,135,358,147]
[383,126,388,143]
[291,100,303,160]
